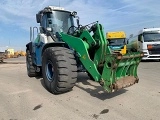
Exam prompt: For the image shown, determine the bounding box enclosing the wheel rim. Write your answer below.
[46,60,54,82]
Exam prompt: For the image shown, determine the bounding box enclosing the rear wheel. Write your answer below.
[26,50,41,77]
[42,47,77,94]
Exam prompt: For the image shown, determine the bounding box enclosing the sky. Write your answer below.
[0,0,160,51]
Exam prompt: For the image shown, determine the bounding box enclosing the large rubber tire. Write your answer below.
[42,47,77,94]
[26,50,38,77]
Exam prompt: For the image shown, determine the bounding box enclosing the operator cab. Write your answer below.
[36,6,77,35]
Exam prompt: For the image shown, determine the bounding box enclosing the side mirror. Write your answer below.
[36,14,41,23]
[125,39,129,44]
[138,35,143,43]
[126,40,129,44]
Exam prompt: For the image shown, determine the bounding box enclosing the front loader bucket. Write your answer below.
[100,52,143,92]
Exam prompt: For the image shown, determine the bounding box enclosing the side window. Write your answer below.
[41,15,47,29]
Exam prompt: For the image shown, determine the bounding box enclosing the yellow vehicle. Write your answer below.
[17,51,26,56]
[13,51,19,58]
[5,49,21,58]
[5,48,15,58]
[19,51,26,56]
[106,31,127,55]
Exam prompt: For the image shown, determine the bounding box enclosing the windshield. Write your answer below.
[47,11,74,33]
[108,38,125,46]
[143,32,160,42]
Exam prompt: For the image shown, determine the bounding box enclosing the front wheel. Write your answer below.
[42,47,77,94]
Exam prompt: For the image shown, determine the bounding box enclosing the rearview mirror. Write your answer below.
[126,40,129,44]
[138,35,143,43]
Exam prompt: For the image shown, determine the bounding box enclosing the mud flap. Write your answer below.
[100,52,143,92]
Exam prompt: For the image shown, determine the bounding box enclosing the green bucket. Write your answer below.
[100,52,143,92]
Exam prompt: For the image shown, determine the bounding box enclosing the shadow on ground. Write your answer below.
[40,79,48,91]
[34,77,47,92]
[35,76,49,93]
[0,62,26,64]
[35,72,128,100]
[76,72,128,100]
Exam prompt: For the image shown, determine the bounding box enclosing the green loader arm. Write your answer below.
[59,22,143,92]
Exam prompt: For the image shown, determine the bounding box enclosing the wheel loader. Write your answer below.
[26,6,143,94]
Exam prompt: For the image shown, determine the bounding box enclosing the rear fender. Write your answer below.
[26,42,37,65]
[26,42,32,53]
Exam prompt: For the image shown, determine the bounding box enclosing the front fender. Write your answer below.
[41,42,69,55]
